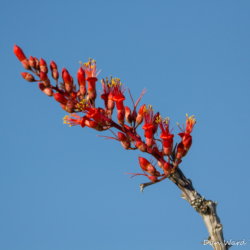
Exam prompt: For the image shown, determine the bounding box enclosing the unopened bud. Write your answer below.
[29,56,36,68]
[148,175,158,183]
[131,109,137,122]
[38,82,53,96]
[34,57,40,70]
[50,60,57,70]
[40,71,50,87]
[125,106,132,124]
[22,59,31,70]
[176,142,184,160]
[85,120,103,131]
[52,69,59,80]
[54,93,68,105]
[13,44,26,62]
[21,72,35,82]
[136,141,147,152]
[107,92,115,110]
[40,58,48,73]
[136,104,145,125]
[117,110,125,125]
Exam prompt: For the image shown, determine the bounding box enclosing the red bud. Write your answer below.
[77,67,86,86]
[38,82,53,96]
[148,175,158,183]
[40,58,48,73]
[50,60,57,70]
[22,59,31,70]
[34,57,40,70]
[14,44,26,62]
[117,132,127,142]
[176,142,184,160]
[29,56,36,68]
[40,71,50,87]
[21,72,35,82]
[54,93,68,105]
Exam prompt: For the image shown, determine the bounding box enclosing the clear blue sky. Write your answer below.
[1,0,250,249]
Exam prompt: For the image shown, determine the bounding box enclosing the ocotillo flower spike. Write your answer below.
[14,44,197,183]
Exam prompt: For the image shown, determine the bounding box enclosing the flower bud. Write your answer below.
[147,175,158,183]
[125,106,132,125]
[21,72,35,82]
[118,132,131,149]
[107,92,115,111]
[85,119,103,131]
[40,58,48,73]
[135,141,147,152]
[38,82,53,96]
[138,156,150,171]
[13,44,26,62]
[50,60,57,70]
[22,59,31,70]
[117,110,125,125]
[40,71,50,87]
[34,57,40,71]
[136,104,145,126]
[77,67,86,96]
[29,56,36,68]
[54,93,68,105]
[163,162,171,172]
[131,109,137,122]
[50,61,58,79]
[176,142,184,160]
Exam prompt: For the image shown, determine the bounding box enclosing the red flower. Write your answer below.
[63,114,85,127]
[177,114,196,151]
[81,58,100,101]
[110,78,126,125]
[158,117,174,156]
[76,99,107,126]
[111,78,126,110]
[142,105,155,148]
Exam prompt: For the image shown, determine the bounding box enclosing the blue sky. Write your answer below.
[1,0,250,249]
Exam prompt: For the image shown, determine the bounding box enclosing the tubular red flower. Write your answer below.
[177,114,196,151]
[142,105,155,147]
[81,58,100,78]
[63,113,85,127]
[111,78,126,111]
[158,117,174,156]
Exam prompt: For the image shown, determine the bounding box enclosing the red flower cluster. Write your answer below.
[14,44,197,184]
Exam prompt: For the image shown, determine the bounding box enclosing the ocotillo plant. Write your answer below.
[14,44,230,250]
